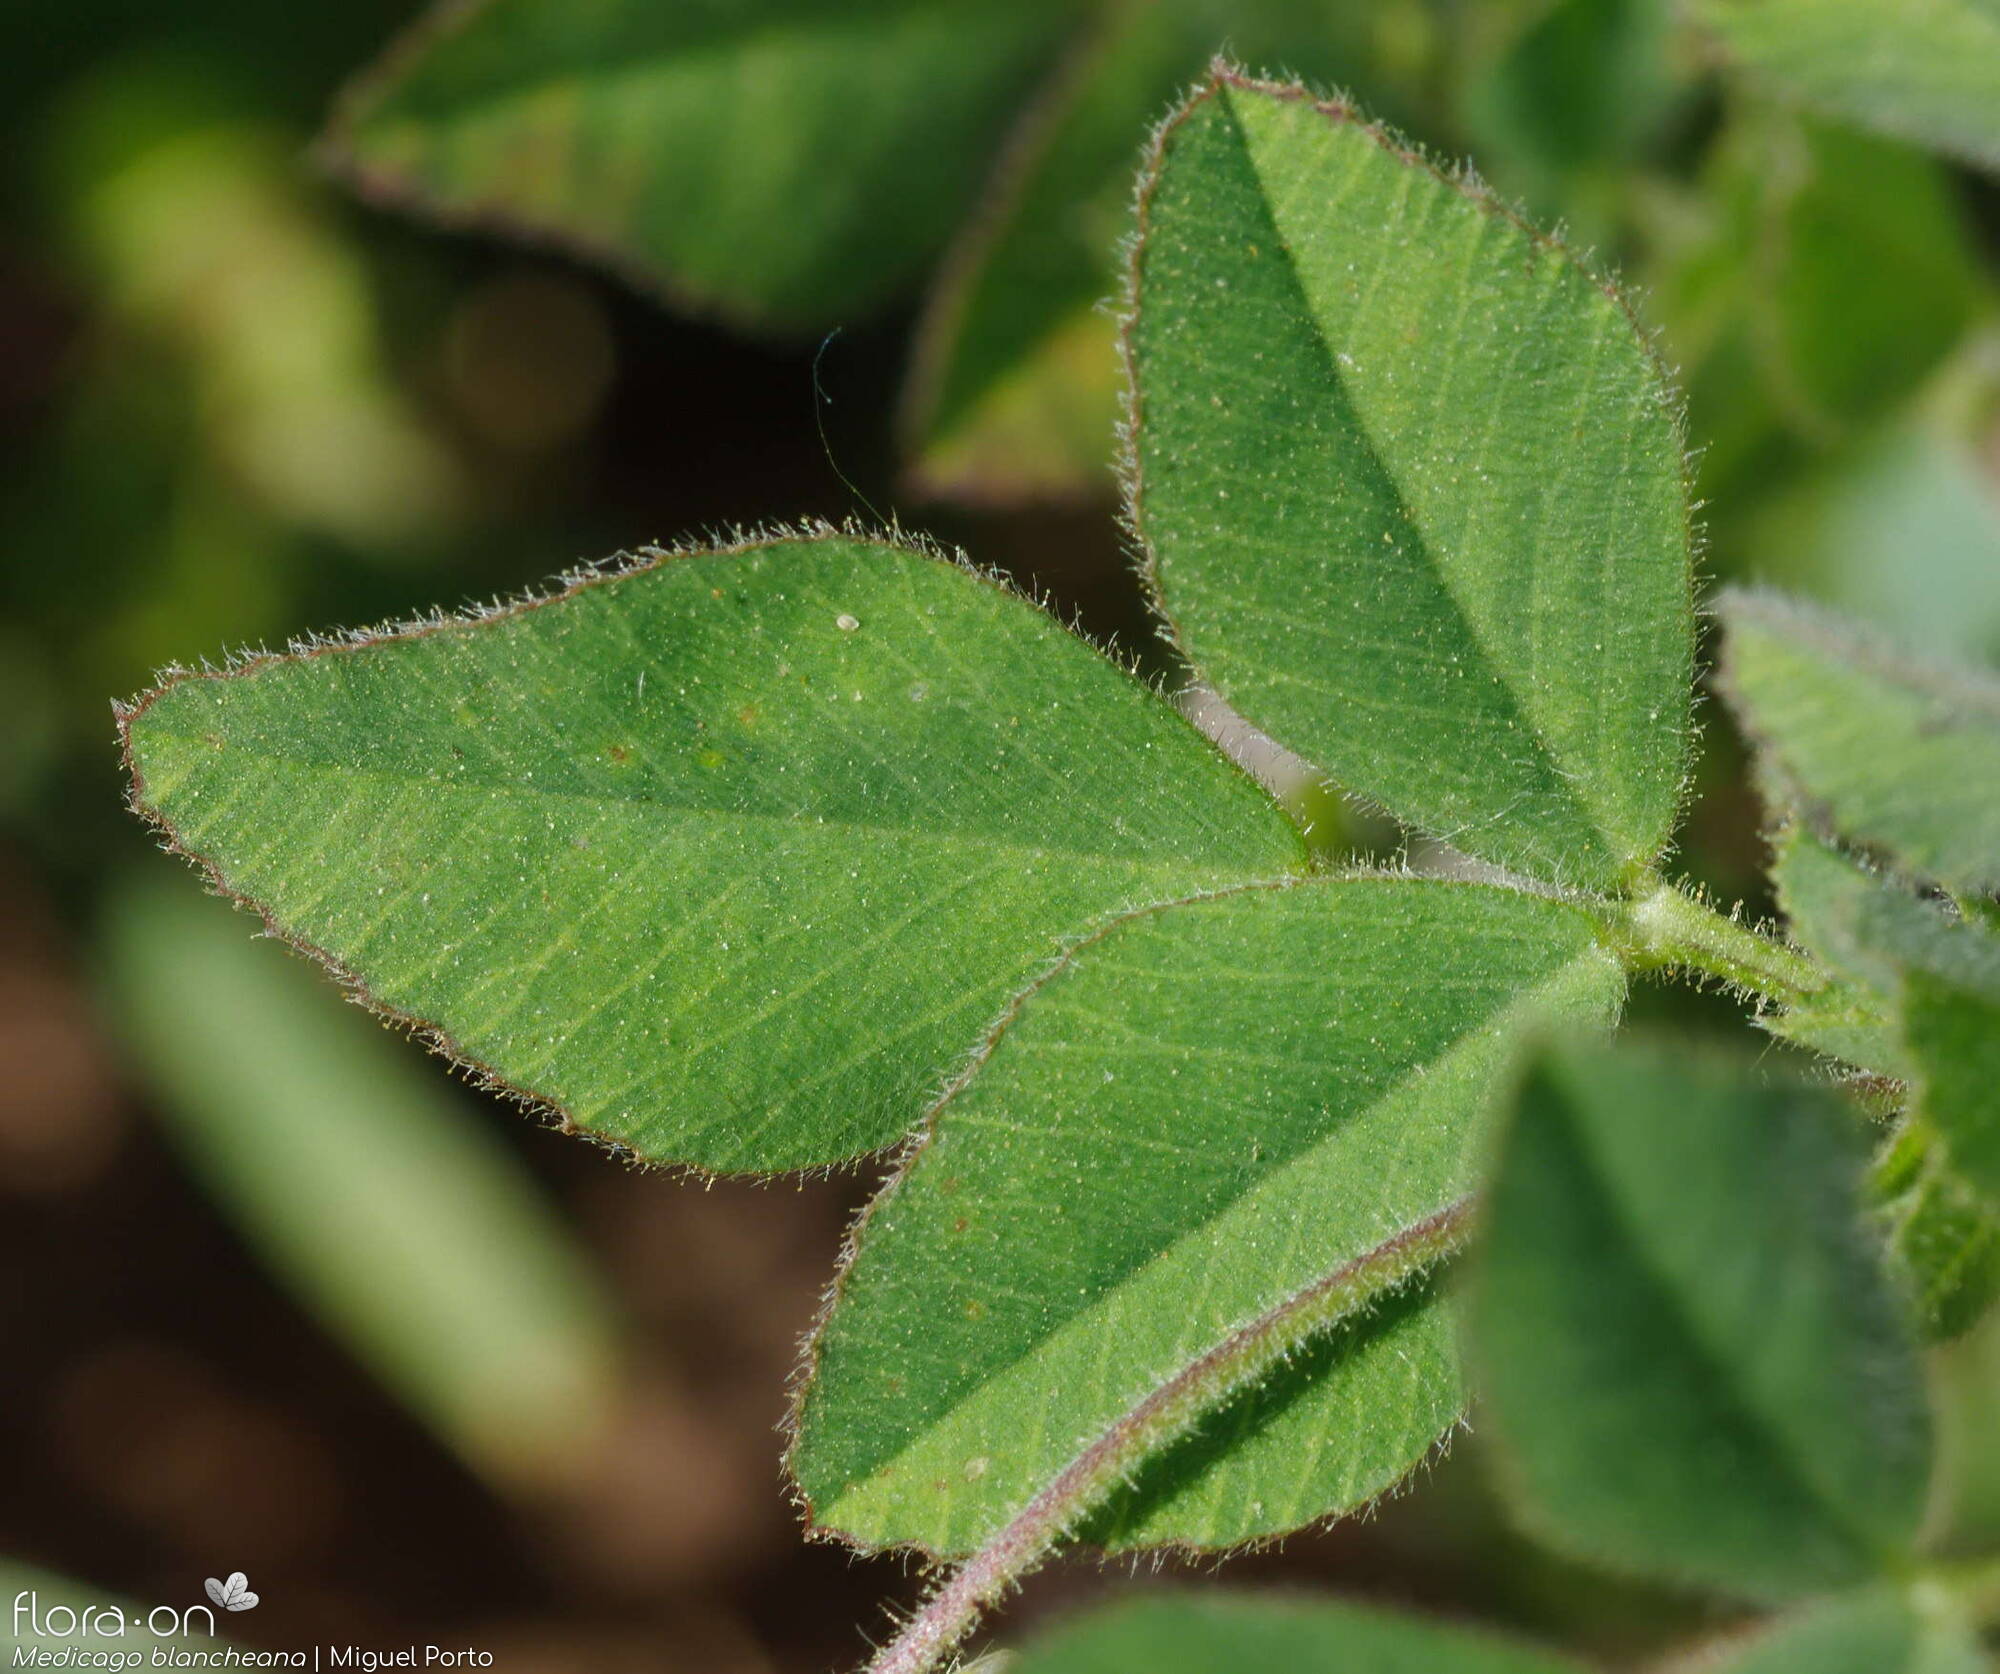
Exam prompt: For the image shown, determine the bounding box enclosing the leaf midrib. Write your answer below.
[141,728,1287,873]
[817,938,1613,1527]
[1205,86,1622,874]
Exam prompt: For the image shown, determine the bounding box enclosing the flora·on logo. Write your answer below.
[11,1592,216,1639]
[201,1576,258,1614]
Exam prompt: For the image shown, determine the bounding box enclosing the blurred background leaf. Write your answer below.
[1457,0,1688,239]
[1694,1583,1989,1674]
[1696,0,2000,171]
[321,0,1081,330]
[901,0,1444,502]
[98,869,625,1497]
[1466,1037,1931,1602]
[1007,1593,1584,1674]
[1872,1113,2000,1342]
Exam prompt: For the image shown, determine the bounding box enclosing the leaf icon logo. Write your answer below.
[203,1574,260,1612]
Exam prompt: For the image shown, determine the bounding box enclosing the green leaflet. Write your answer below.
[1761,993,1904,1082]
[1009,1593,1584,1674]
[320,0,1072,329]
[793,877,1623,1555]
[100,870,623,1495]
[1770,830,2000,1336]
[1767,829,2000,1152]
[1771,828,2000,1007]
[1466,1038,1933,1601]
[1127,71,1691,892]
[1874,1117,2000,1342]
[121,534,1302,1173]
[1703,1585,1990,1674]
[1907,972,2000,1208]
[1698,0,2000,172]
[1719,588,2000,899]
[1766,828,1924,1076]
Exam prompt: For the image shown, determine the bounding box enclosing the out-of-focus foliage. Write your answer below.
[1007,1593,1583,1674]
[1907,972,2000,1209]
[1719,590,2000,898]
[1458,0,1686,237]
[322,0,1078,330]
[101,871,624,1495]
[314,0,2000,519]
[70,108,464,550]
[1756,821,2000,1347]
[1872,1113,2000,1343]
[1735,370,2000,667]
[1700,1584,1990,1674]
[897,0,1443,501]
[1657,110,1986,490]
[1698,0,2000,170]
[322,0,1449,502]
[1467,1037,1931,1601]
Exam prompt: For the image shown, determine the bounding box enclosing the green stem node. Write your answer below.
[1608,882,1825,1011]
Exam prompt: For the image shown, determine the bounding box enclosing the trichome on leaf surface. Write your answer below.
[120,57,2000,1674]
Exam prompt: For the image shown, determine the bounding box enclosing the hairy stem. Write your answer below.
[1609,881,1825,1011]
[858,1200,1474,1674]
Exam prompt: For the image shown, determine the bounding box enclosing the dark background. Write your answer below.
[6,4,2000,1670]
